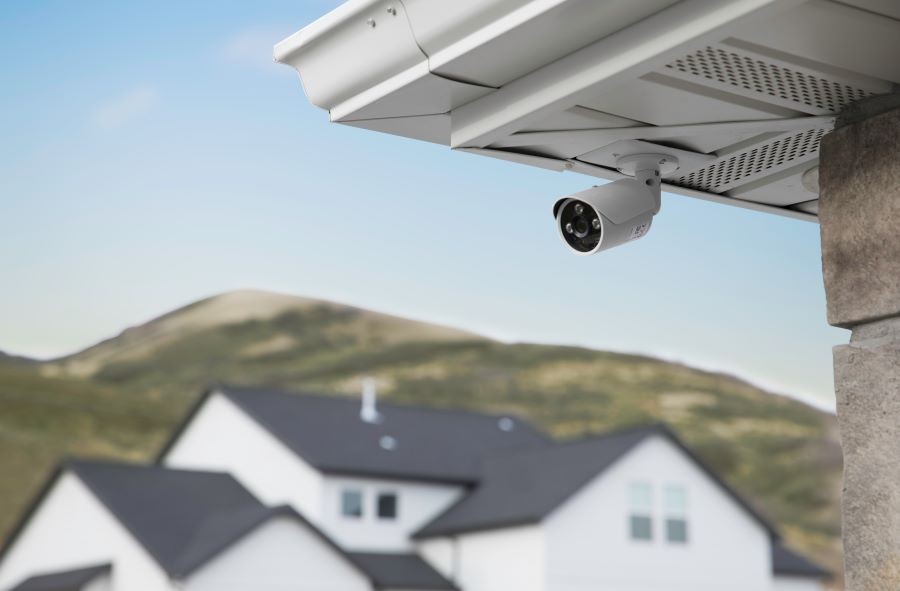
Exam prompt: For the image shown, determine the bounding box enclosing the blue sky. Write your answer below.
[0,1,845,406]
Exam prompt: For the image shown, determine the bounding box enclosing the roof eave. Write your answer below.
[319,466,478,487]
[413,516,544,541]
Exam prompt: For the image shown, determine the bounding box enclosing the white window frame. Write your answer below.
[664,484,689,544]
[341,488,364,519]
[628,481,654,542]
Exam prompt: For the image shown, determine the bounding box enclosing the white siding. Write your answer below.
[456,526,545,591]
[321,475,464,552]
[544,435,772,591]
[0,473,173,591]
[772,575,827,591]
[162,392,325,521]
[415,538,456,580]
[184,517,370,591]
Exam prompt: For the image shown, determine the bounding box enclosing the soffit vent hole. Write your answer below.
[672,127,826,193]
[666,46,871,113]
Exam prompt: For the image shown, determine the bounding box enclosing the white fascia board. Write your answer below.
[449,0,805,149]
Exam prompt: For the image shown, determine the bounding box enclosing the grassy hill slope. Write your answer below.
[0,290,841,575]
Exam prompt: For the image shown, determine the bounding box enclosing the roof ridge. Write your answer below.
[554,422,670,446]
[218,384,542,425]
[476,422,663,465]
[65,457,237,479]
[163,384,552,484]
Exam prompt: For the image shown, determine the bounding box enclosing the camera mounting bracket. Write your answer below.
[615,153,679,215]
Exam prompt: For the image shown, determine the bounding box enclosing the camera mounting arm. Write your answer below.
[615,153,680,215]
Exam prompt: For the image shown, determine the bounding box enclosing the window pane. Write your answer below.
[666,518,688,543]
[665,485,687,514]
[628,482,653,511]
[630,515,653,541]
[342,489,363,518]
[377,492,398,519]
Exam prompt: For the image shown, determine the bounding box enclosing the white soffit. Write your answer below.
[276,0,900,222]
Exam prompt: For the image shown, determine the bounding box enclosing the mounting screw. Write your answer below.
[386,6,397,15]
[366,18,376,28]
[564,162,573,170]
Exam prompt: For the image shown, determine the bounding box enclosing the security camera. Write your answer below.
[553,154,678,255]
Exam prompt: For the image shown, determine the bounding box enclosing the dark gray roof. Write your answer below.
[66,461,332,579]
[167,385,551,484]
[416,425,778,539]
[347,553,457,590]
[2,460,378,586]
[8,563,110,591]
[772,542,831,579]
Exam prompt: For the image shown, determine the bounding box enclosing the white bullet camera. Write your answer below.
[553,154,677,255]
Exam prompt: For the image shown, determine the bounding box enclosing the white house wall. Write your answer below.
[321,475,464,552]
[0,473,173,591]
[162,392,325,521]
[455,525,545,591]
[184,516,371,591]
[544,435,772,591]
[415,538,456,581]
[772,575,826,591]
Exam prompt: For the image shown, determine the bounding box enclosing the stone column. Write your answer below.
[818,94,900,591]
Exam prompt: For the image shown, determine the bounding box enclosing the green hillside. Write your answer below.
[1,290,842,576]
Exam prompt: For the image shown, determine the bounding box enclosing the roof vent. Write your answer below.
[360,377,382,424]
[379,435,397,451]
[498,417,515,432]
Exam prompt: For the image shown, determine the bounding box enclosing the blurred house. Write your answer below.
[0,385,829,591]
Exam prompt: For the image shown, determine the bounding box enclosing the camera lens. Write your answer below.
[559,199,601,252]
[572,217,590,237]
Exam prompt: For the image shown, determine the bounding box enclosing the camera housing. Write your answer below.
[553,154,676,255]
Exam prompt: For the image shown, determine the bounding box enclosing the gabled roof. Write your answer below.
[7,563,110,591]
[66,460,302,578]
[160,385,551,484]
[416,424,777,539]
[0,460,370,583]
[347,553,457,591]
[772,542,831,579]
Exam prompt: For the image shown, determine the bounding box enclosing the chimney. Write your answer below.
[360,377,381,423]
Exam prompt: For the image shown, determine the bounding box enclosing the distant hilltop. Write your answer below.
[43,289,478,379]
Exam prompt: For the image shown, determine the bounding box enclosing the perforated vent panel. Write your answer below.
[672,127,826,194]
[666,46,871,113]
